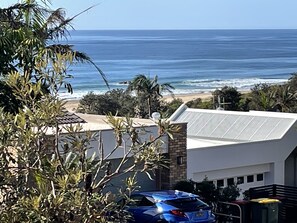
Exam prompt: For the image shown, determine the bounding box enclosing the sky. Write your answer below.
[2,0,297,30]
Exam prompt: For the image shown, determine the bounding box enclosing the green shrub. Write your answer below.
[78,89,137,116]
[161,98,184,117]
[173,180,195,193]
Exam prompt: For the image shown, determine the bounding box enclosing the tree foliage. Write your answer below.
[127,74,174,118]
[0,0,107,113]
[0,80,21,114]
[78,92,122,115]
[78,75,176,118]
[184,77,297,113]
[78,89,137,116]
[0,54,179,222]
[0,2,180,219]
[173,180,195,193]
[186,98,213,109]
[160,98,184,117]
[247,82,297,112]
[248,83,277,111]
[212,86,241,111]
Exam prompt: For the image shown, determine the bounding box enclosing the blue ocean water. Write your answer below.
[60,29,297,99]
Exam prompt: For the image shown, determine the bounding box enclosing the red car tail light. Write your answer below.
[170,210,186,218]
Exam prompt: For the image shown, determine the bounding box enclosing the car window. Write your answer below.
[129,195,155,207]
[165,197,208,210]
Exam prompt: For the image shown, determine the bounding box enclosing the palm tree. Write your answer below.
[0,0,107,87]
[0,1,107,113]
[249,83,277,111]
[258,90,277,111]
[274,85,297,112]
[127,74,174,118]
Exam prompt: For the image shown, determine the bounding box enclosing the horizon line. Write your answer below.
[71,28,297,31]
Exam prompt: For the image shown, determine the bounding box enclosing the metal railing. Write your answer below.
[214,201,242,223]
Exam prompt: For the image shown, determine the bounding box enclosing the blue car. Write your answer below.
[126,190,216,223]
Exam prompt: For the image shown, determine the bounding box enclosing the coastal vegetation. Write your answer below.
[78,74,175,118]
[181,75,297,113]
[0,1,179,222]
[77,89,137,116]
[78,73,297,118]
[210,74,297,112]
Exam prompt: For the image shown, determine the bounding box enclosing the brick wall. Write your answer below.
[167,122,187,188]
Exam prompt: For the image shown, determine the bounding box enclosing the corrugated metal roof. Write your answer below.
[170,105,297,142]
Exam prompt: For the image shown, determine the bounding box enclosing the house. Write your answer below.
[56,112,187,191]
[169,104,297,193]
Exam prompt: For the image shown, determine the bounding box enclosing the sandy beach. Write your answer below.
[64,92,213,112]
[166,92,213,102]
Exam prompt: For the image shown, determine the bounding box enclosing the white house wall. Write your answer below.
[59,126,168,160]
[187,140,278,180]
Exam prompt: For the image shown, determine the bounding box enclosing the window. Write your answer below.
[129,195,154,207]
[247,175,254,183]
[257,174,264,181]
[139,197,155,206]
[217,179,224,188]
[237,176,244,185]
[227,178,234,186]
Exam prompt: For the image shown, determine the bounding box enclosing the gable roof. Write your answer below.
[170,104,297,142]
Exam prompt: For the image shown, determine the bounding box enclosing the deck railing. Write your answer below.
[249,184,297,223]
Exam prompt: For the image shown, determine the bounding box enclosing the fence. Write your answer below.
[249,184,297,223]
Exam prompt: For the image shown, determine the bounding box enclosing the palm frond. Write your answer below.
[45,8,73,40]
[45,44,109,88]
[1,1,109,91]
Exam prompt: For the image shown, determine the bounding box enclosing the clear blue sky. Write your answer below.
[2,0,297,30]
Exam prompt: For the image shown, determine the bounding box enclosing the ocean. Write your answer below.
[59,29,297,99]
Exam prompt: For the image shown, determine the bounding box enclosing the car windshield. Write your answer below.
[164,197,208,210]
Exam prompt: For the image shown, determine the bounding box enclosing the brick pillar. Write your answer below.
[167,122,187,188]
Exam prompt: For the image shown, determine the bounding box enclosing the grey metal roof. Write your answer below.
[57,111,86,124]
[170,105,297,142]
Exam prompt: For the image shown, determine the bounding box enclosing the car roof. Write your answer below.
[133,190,199,201]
